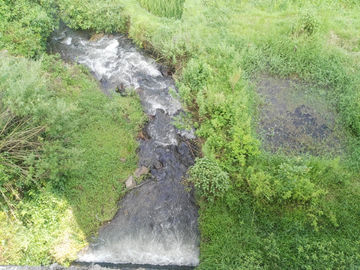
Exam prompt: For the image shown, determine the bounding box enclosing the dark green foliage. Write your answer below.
[187,157,230,201]
[0,0,56,57]
[57,0,127,33]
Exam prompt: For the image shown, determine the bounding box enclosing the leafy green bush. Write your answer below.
[179,58,212,106]
[57,0,126,33]
[247,161,326,206]
[179,57,259,169]
[188,157,230,201]
[0,0,56,57]
[0,55,81,213]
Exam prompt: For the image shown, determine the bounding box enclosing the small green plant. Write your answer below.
[292,9,320,36]
[247,161,326,206]
[187,157,230,201]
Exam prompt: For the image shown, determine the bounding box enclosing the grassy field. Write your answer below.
[2,0,360,268]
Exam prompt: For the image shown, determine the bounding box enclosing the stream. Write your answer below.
[48,26,199,268]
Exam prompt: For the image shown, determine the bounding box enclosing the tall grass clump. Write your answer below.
[137,0,185,19]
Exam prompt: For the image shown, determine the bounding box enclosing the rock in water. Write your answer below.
[125,175,136,189]
[134,166,149,178]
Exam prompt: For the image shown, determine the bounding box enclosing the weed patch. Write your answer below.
[137,0,185,19]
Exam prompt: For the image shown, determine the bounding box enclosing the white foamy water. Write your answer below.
[79,234,199,266]
[51,31,181,121]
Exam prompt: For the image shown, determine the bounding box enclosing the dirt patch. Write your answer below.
[255,75,346,156]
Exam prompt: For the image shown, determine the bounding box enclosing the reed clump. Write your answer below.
[137,0,185,19]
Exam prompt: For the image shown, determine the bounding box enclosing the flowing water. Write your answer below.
[48,25,199,267]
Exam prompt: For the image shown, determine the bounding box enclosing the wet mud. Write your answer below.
[255,75,346,156]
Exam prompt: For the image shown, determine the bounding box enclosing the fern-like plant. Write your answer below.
[187,157,230,201]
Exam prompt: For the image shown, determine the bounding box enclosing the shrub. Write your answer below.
[57,0,126,33]
[0,55,81,213]
[247,159,326,206]
[0,0,56,57]
[187,157,230,201]
[179,58,212,106]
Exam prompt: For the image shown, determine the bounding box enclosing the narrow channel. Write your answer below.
[48,25,199,268]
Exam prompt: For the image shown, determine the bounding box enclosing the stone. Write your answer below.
[138,130,150,140]
[120,157,126,163]
[89,33,104,42]
[134,166,149,178]
[116,83,127,96]
[125,175,136,189]
[154,161,163,169]
[49,263,60,270]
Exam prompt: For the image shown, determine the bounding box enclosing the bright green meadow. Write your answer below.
[1,0,360,268]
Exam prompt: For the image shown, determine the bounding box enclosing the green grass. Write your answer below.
[137,0,185,19]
